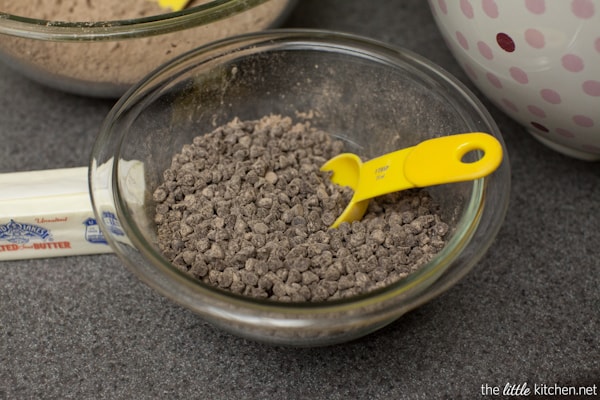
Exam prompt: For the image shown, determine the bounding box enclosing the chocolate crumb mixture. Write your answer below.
[0,0,292,90]
[154,115,449,302]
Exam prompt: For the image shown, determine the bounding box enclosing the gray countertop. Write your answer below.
[1,1,599,399]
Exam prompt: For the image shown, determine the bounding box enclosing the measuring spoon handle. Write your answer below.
[403,132,503,187]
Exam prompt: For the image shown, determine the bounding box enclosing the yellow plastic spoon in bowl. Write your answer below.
[320,132,503,228]
[154,0,191,11]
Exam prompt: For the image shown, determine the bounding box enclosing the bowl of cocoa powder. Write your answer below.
[0,0,296,97]
[89,30,511,346]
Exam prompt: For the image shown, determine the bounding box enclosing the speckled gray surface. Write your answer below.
[1,1,599,399]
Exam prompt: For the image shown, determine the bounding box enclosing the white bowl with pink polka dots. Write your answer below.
[429,0,600,160]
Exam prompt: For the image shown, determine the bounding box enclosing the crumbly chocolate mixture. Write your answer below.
[154,115,449,302]
[0,0,205,21]
[0,0,292,91]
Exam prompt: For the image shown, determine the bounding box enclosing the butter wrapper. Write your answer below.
[0,167,113,260]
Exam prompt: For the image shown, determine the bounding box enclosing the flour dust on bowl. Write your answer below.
[90,30,511,346]
[0,0,296,97]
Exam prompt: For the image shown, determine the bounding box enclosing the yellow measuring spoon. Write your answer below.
[154,0,191,11]
[321,132,503,228]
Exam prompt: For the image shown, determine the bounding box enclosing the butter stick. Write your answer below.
[0,167,113,260]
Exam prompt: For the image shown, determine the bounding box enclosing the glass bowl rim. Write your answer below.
[91,28,510,318]
[0,0,278,40]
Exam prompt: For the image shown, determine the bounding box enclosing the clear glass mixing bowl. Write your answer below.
[90,29,511,346]
[0,0,296,97]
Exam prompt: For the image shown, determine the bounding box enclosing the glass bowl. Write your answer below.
[89,29,511,346]
[0,0,296,97]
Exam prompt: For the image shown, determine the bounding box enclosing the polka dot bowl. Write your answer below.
[429,0,600,160]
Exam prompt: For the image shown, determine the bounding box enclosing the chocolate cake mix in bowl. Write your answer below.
[0,0,296,97]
